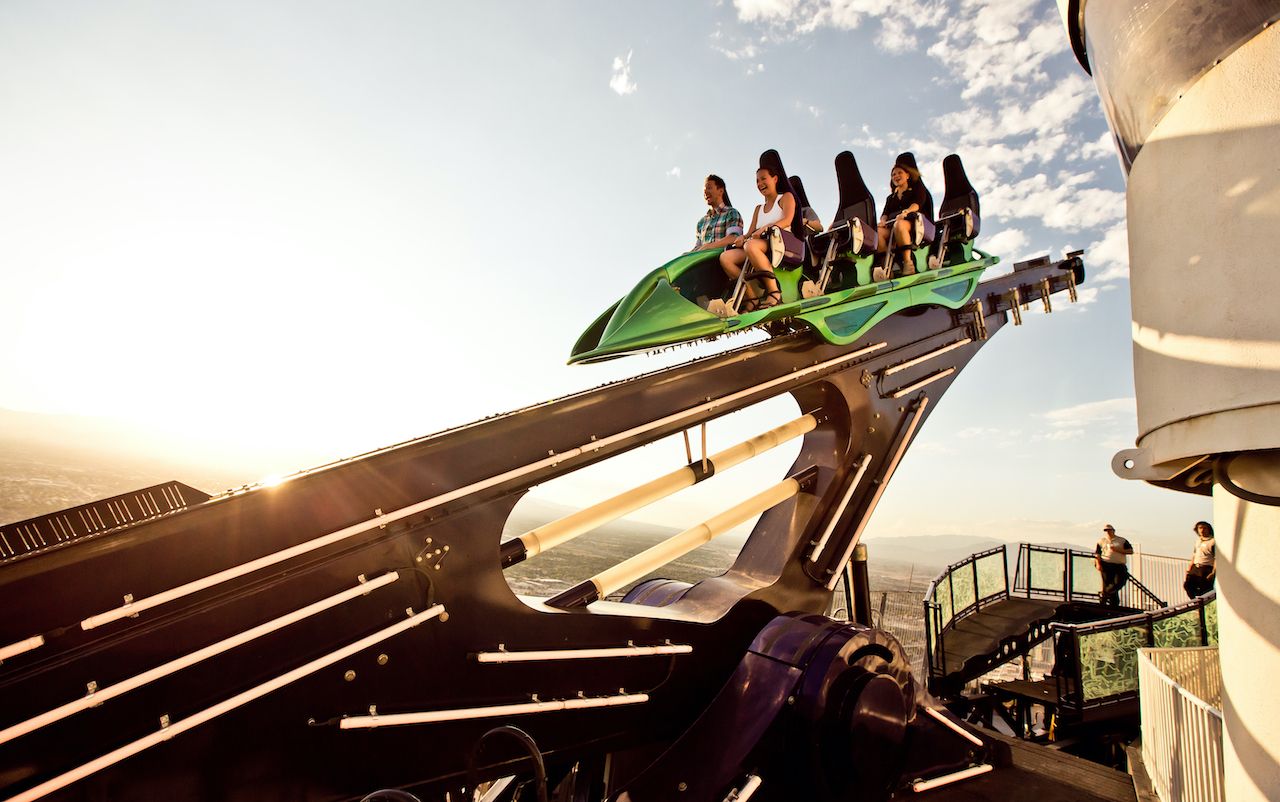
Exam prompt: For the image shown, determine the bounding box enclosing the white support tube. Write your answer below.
[890,368,955,399]
[882,339,972,376]
[724,775,763,802]
[590,478,800,599]
[911,764,993,792]
[0,572,400,747]
[7,605,445,802]
[923,706,984,746]
[338,692,648,729]
[478,776,515,802]
[0,635,45,663]
[827,397,930,589]
[516,414,816,560]
[78,342,887,633]
[808,454,872,562]
[475,644,692,663]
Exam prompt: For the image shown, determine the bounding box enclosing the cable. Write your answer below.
[1215,454,1280,507]
[467,725,548,802]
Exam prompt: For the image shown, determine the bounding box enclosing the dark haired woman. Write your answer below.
[717,164,795,312]
[692,175,744,252]
[873,156,929,282]
[1184,521,1216,598]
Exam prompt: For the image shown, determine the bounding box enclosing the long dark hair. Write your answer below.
[705,174,731,208]
[889,164,920,193]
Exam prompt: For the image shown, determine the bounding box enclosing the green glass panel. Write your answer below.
[1071,555,1102,595]
[1205,599,1219,645]
[1153,608,1203,648]
[952,566,976,613]
[977,553,1004,599]
[1079,624,1148,700]
[1029,550,1066,592]
[939,576,953,628]
[827,301,886,337]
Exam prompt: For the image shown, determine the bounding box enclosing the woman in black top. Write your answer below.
[874,156,929,281]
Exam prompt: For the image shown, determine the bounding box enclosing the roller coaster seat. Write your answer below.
[803,150,879,280]
[935,153,981,243]
[757,149,807,269]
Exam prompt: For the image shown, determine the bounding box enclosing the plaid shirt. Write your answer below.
[696,204,743,247]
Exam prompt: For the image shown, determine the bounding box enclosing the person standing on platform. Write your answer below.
[1095,524,1133,606]
[1184,521,1217,598]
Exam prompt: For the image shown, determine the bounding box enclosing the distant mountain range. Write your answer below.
[1,409,1181,578]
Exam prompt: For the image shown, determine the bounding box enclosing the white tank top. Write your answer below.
[755,195,786,229]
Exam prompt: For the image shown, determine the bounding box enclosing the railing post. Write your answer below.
[1061,548,1068,602]
[1199,597,1209,646]
[1002,544,1009,598]
[972,558,980,611]
[1026,546,1032,598]
[923,598,933,676]
[1074,631,1085,709]
[1066,550,1074,603]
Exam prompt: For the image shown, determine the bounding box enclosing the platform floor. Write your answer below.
[896,730,1137,802]
[938,598,1060,677]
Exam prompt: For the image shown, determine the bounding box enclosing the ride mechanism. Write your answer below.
[0,148,1085,802]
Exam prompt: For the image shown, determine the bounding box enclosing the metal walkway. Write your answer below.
[925,544,1167,697]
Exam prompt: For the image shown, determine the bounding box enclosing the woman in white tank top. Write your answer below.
[717,164,795,312]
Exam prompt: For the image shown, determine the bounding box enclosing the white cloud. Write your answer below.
[1066,285,1100,307]
[733,0,801,23]
[730,0,943,52]
[937,74,1093,147]
[609,50,637,96]
[980,228,1028,259]
[667,166,682,178]
[1080,132,1115,162]
[1088,223,1129,283]
[1034,428,1084,442]
[928,8,1067,100]
[1042,397,1135,430]
[849,123,885,150]
[985,172,1125,230]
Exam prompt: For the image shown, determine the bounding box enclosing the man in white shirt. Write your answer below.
[1184,521,1216,598]
[1094,524,1133,606]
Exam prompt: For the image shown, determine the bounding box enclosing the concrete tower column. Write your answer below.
[1213,453,1280,799]
[1059,2,1280,799]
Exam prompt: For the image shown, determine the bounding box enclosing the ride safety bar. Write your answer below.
[546,475,805,608]
[500,414,817,569]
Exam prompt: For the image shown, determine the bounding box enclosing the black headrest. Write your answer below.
[789,174,812,211]
[833,150,876,226]
[758,149,795,196]
[789,174,817,239]
[894,151,920,173]
[938,153,980,236]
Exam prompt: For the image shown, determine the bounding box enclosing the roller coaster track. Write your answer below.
[0,255,1082,801]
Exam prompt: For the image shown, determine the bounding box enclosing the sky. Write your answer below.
[0,0,1210,556]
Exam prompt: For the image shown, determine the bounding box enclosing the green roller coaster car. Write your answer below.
[570,149,996,365]
[569,242,996,364]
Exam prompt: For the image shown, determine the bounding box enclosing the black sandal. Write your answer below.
[756,288,783,309]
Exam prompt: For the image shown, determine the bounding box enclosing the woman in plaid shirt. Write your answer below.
[693,174,744,251]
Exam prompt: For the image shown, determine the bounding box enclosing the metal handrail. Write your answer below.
[922,544,1009,678]
[926,542,1172,684]
[1050,591,1217,712]
[1012,544,1166,610]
